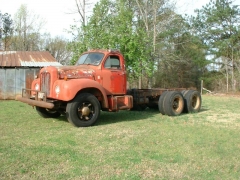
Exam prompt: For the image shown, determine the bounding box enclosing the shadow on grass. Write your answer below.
[96,108,160,126]
[49,108,160,126]
[54,107,209,127]
[55,115,69,123]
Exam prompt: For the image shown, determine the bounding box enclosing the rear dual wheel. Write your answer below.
[158,91,184,116]
[158,91,168,115]
[182,90,201,113]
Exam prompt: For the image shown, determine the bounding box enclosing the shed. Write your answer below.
[0,51,62,100]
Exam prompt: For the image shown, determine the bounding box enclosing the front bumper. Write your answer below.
[15,89,54,109]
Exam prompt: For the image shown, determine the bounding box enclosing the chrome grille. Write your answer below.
[40,72,50,96]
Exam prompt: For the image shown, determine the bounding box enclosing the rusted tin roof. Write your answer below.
[0,51,62,67]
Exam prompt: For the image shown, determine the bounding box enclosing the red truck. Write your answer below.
[16,49,201,127]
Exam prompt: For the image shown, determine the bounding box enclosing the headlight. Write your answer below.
[35,83,40,91]
[55,85,60,94]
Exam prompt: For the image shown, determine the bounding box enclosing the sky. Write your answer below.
[0,0,240,39]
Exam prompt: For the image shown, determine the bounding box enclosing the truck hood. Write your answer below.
[57,65,96,79]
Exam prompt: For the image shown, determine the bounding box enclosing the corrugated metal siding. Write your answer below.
[0,69,6,99]
[6,69,16,99]
[0,51,62,67]
[0,51,62,99]
[16,69,25,96]
[0,68,40,100]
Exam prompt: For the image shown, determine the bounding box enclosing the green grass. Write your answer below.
[1,95,240,179]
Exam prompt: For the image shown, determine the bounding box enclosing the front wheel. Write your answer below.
[66,93,100,127]
[36,107,61,118]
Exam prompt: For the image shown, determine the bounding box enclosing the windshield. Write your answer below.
[75,53,104,66]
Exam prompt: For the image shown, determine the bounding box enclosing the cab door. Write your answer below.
[101,55,126,95]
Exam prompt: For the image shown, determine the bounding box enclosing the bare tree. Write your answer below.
[11,4,46,51]
[135,0,175,88]
[71,0,93,26]
[45,36,72,65]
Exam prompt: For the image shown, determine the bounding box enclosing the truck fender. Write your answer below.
[52,79,109,108]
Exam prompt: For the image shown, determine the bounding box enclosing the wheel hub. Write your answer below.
[173,97,184,113]
[81,107,91,116]
[173,98,179,109]
[192,96,197,107]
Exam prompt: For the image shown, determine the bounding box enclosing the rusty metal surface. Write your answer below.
[127,88,189,106]
[107,95,133,111]
[0,68,40,100]
[16,96,54,109]
[127,88,188,98]
[0,51,62,67]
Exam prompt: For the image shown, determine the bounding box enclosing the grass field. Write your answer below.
[1,95,240,179]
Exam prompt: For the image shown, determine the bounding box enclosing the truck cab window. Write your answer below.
[104,56,120,69]
[75,53,104,66]
[75,53,88,65]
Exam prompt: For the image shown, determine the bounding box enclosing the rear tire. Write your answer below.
[158,91,168,115]
[36,107,61,118]
[163,91,184,116]
[183,90,201,113]
[66,93,100,127]
[181,90,189,97]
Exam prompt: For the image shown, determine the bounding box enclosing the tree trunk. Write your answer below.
[226,58,229,92]
[231,48,235,91]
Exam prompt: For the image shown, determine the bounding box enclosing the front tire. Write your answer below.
[66,93,100,127]
[36,107,61,118]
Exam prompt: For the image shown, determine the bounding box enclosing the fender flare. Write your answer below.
[52,79,109,108]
